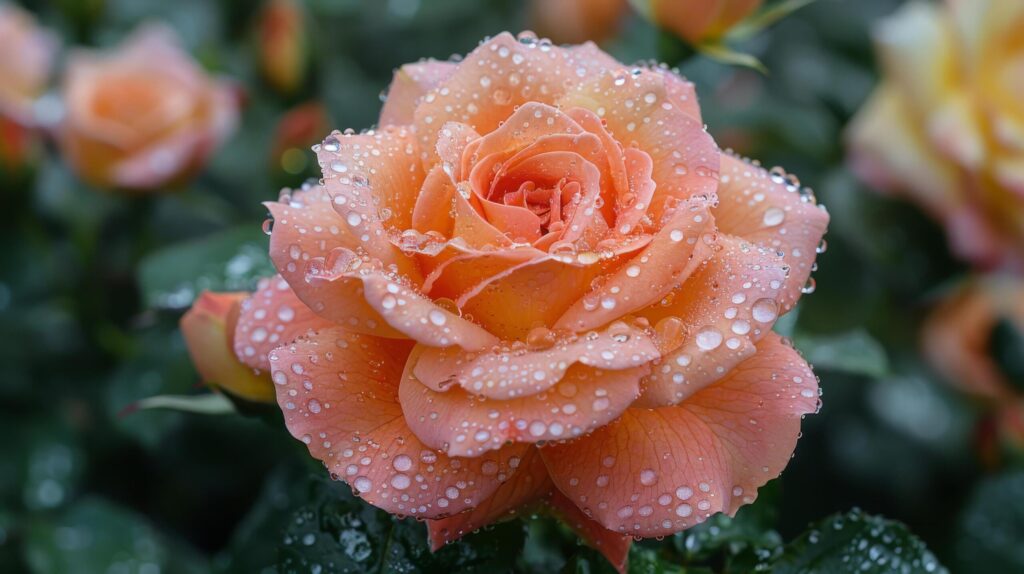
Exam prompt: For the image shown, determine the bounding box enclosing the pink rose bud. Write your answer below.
[59,24,238,192]
[257,0,310,96]
[632,0,763,44]
[0,2,58,126]
[180,291,275,403]
[528,0,629,45]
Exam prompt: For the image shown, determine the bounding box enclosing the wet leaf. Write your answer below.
[794,329,889,378]
[954,471,1024,573]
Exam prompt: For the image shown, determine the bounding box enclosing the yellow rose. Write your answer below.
[847,0,1024,270]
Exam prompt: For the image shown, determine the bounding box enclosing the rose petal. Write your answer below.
[714,153,829,312]
[426,447,553,550]
[411,165,457,236]
[635,236,788,408]
[555,196,717,333]
[306,252,499,350]
[413,33,620,170]
[379,59,458,127]
[559,68,719,221]
[233,274,330,371]
[180,291,274,402]
[540,333,819,537]
[411,320,658,399]
[266,186,406,338]
[270,328,529,518]
[402,343,646,455]
[547,489,632,574]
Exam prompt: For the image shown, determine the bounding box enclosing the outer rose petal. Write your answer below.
[411,321,659,399]
[270,328,530,518]
[714,154,829,311]
[413,32,620,169]
[559,68,719,221]
[427,447,553,550]
[180,291,274,403]
[555,196,716,333]
[402,345,646,455]
[266,186,405,339]
[540,333,819,537]
[233,274,330,372]
[635,236,788,408]
[379,59,458,127]
[547,490,632,574]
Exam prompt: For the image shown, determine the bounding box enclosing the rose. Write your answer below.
[528,0,629,45]
[923,277,1024,464]
[0,2,58,125]
[59,24,238,191]
[185,32,828,570]
[630,0,763,44]
[847,0,1024,271]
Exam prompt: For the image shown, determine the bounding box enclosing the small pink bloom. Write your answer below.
[59,24,238,191]
[0,2,58,125]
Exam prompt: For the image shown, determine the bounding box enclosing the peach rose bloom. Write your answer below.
[529,0,629,45]
[632,0,763,44]
[0,2,58,125]
[847,0,1024,271]
[59,25,238,191]
[187,32,828,570]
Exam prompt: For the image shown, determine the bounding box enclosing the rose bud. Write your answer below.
[185,32,828,572]
[848,0,1024,271]
[528,0,629,45]
[257,0,310,96]
[180,291,275,403]
[58,24,238,192]
[631,0,763,44]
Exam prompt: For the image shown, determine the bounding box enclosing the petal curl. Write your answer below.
[411,320,658,399]
[402,343,646,456]
[714,153,829,311]
[540,333,819,537]
[233,274,330,371]
[270,328,529,518]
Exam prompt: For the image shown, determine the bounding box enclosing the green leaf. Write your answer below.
[728,0,817,40]
[23,497,208,574]
[694,42,767,73]
[138,225,275,310]
[560,547,684,574]
[133,393,237,415]
[794,329,889,378]
[277,477,525,573]
[772,509,947,574]
[954,471,1024,572]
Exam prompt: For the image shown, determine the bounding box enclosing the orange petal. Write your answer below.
[540,332,819,537]
[461,102,585,177]
[233,274,330,371]
[635,236,788,408]
[266,186,405,339]
[559,68,719,222]
[412,320,658,399]
[180,291,275,402]
[427,447,553,550]
[316,126,426,253]
[402,344,646,456]
[547,489,632,574]
[270,327,530,518]
[306,251,499,351]
[379,59,458,127]
[714,153,829,311]
[413,33,621,169]
[555,196,716,333]
[411,165,457,236]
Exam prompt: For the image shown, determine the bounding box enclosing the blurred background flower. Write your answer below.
[631,0,762,45]
[58,24,238,192]
[847,0,1024,271]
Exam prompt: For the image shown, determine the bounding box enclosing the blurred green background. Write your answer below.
[1,0,1022,572]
